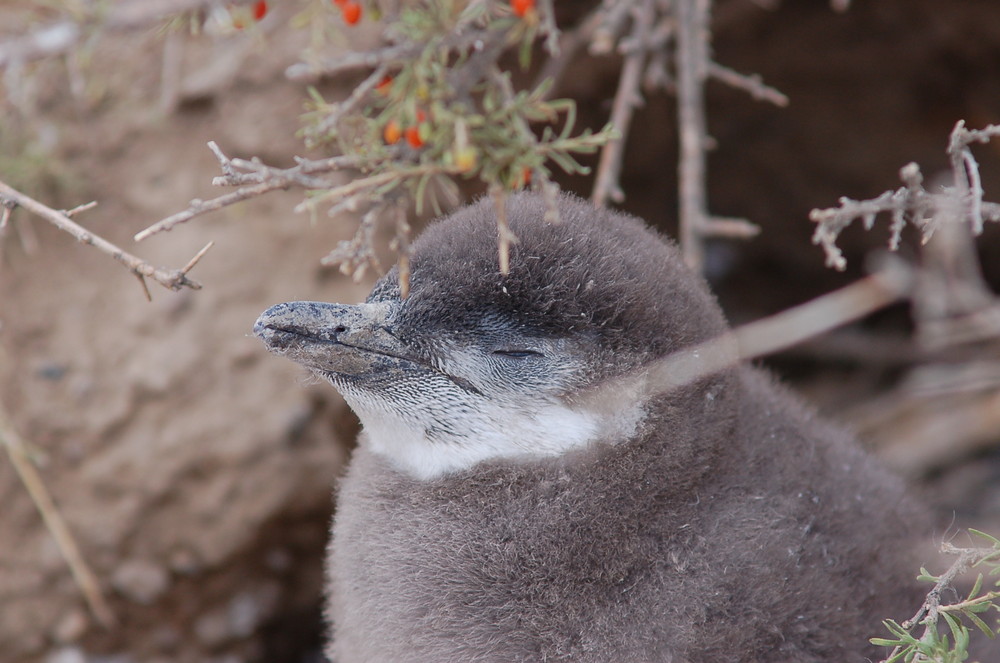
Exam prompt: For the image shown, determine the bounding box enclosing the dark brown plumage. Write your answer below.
[255,192,928,663]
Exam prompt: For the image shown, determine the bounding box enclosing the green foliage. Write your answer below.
[299,0,615,218]
[871,531,1000,663]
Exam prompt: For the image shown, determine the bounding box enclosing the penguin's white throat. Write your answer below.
[333,379,648,480]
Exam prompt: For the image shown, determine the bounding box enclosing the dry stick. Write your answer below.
[307,64,391,144]
[707,62,789,107]
[0,406,116,628]
[532,8,603,100]
[591,0,635,56]
[592,0,654,208]
[0,180,207,297]
[675,0,712,271]
[633,261,914,397]
[674,0,763,271]
[294,163,460,214]
[136,179,290,240]
[135,143,361,241]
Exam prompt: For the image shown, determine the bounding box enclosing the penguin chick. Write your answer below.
[254,192,926,663]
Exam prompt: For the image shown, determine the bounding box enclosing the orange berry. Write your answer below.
[252,0,268,20]
[383,120,402,145]
[511,166,532,189]
[405,126,424,149]
[342,1,362,25]
[511,0,535,18]
[375,75,393,96]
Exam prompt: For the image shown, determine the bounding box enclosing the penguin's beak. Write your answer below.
[254,300,415,377]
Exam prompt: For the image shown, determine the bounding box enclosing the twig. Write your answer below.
[390,204,412,297]
[707,62,788,106]
[321,206,383,282]
[581,259,914,405]
[591,0,634,56]
[811,122,1000,271]
[304,64,391,146]
[285,44,412,81]
[0,179,207,297]
[135,143,361,241]
[285,26,495,82]
[0,405,116,628]
[490,186,516,275]
[674,0,763,270]
[533,9,604,99]
[137,180,291,240]
[1,197,16,229]
[651,260,913,393]
[294,163,461,214]
[675,0,711,270]
[877,542,1000,663]
[536,0,561,56]
[947,121,1000,234]
[592,0,654,207]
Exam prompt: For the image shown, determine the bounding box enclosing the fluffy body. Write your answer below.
[256,193,926,663]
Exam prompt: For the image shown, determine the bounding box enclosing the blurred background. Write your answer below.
[2,1,999,662]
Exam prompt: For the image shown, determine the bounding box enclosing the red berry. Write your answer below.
[342,1,362,25]
[252,0,267,20]
[511,0,535,18]
[405,126,424,149]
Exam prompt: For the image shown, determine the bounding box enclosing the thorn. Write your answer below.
[63,201,98,218]
[136,273,152,301]
[181,241,214,275]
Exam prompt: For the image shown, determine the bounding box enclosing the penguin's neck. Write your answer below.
[347,396,648,481]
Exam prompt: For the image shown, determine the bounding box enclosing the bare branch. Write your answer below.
[707,62,788,106]
[810,122,1000,271]
[947,120,1000,234]
[137,180,291,241]
[304,64,392,147]
[294,163,461,214]
[0,179,205,295]
[533,8,603,98]
[135,142,362,241]
[591,0,635,56]
[536,0,562,56]
[676,0,713,270]
[0,405,116,628]
[321,207,383,283]
[580,259,914,407]
[592,0,655,207]
[286,44,412,82]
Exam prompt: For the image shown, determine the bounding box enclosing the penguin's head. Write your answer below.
[255,193,730,479]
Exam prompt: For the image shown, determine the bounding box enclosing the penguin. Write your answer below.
[254,192,927,663]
